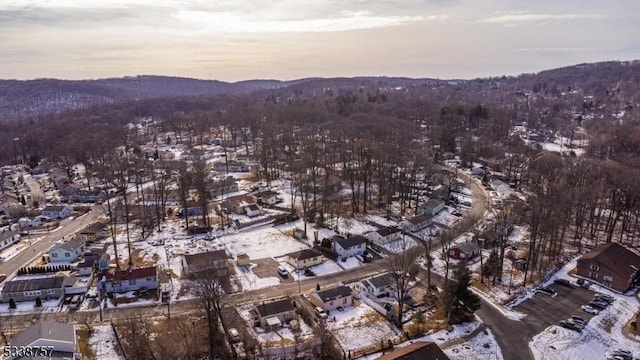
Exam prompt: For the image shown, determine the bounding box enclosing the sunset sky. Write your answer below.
[2,0,639,81]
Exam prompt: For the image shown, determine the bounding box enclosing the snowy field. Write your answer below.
[234,264,280,291]
[327,302,400,353]
[89,324,124,360]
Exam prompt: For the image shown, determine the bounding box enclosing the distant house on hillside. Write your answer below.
[576,242,640,293]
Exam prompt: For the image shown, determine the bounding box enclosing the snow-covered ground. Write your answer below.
[89,324,124,360]
[338,256,363,270]
[328,302,401,353]
[0,298,62,314]
[277,259,343,280]
[432,206,463,228]
[234,264,281,291]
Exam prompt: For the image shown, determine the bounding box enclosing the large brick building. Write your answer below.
[576,242,640,293]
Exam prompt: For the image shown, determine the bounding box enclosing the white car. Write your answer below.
[277,266,289,278]
[581,305,599,315]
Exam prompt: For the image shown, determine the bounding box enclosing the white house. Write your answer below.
[0,231,20,251]
[310,285,353,312]
[49,239,84,263]
[402,214,432,233]
[332,235,367,258]
[42,205,73,220]
[100,267,159,294]
[367,226,402,246]
[284,249,324,269]
[244,204,262,217]
[255,190,278,205]
[417,199,445,217]
[354,273,396,298]
[8,322,77,360]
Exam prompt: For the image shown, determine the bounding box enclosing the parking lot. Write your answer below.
[514,282,596,336]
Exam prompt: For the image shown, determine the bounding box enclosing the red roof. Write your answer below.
[105,267,157,282]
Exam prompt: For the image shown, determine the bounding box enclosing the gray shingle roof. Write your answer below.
[1,276,65,294]
[377,226,401,237]
[364,273,396,289]
[11,322,75,348]
[255,298,294,317]
[335,235,367,249]
[316,285,352,302]
[286,248,322,261]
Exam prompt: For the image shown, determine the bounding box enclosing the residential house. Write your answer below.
[0,231,20,252]
[8,322,78,360]
[68,189,106,203]
[213,160,249,173]
[402,214,432,233]
[252,298,296,331]
[77,222,109,243]
[18,216,49,229]
[284,249,325,269]
[223,194,258,215]
[310,285,353,312]
[210,176,239,198]
[180,148,205,162]
[255,190,278,205]
[377,341,449,360]
[417,199,445,216]
[100,267,159,294]
[0,276,66,303]
[332,235,367,258]
[244,204,262,217]
[449,241,479,260]
[576,242,640,293]
[367,226,402,246]
[76,259,96,276]
[49,239,84,263]
[183,250,230,277]
[354,273,396,298]
[42,205,73,220]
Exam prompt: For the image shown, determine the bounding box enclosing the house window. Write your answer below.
[589,271,598,279]
[603,275,613,282]
[343,298,347,304]
[51,253,58,258]
[129,279,136,285]
[65,252,70,257]
[48,289,56,294]
[589,264,599,271]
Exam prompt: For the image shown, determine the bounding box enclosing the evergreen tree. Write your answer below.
[440,260,481,324]
[35,297,42,307]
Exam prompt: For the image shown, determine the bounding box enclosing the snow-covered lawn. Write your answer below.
[381,237,419,254]
[218,225,309,259]
[327,302,400,353]
[364,215,398,228]
[89,324,124,359]
[337,256,363,269]
[234,264,281,291]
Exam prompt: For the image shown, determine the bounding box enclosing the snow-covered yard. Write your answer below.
[277,260,343,280]
[234,264,281,291]
[89,324,123,359]
[327,302,401,353]
[0,298,62,315]
[432,206,463,228]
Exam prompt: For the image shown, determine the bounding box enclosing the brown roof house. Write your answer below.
[576,242,640,293]
[377,341,449,360]
[183,250,230,278]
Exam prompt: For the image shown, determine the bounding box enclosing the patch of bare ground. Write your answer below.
[77,328,97,360]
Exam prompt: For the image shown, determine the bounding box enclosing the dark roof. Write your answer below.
[287,248,322,261]
[255,298,294,317]
[80,222,107,234]
[54,239,83,252]
[246,204,260,211]
[452,241,479,254]
[335,235,367,249]
[579,243,640,280]
[1,276,65,294]
[377,226,401,237]
[256,190,278,197]
[364,273,396,289]
[424,198,445,208]
[105,267,157,282]
[184,250,229,266]
[11,322,75,348]
[43,205,69,212]
[316,285,352,303]
[407,214,431,225]
[377,341,449,360]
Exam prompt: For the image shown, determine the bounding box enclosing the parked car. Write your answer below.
[581,305,599,315]
[535,287,557,297]
[554,279,574,288]
[559,320,582,332]
[0,273,6,283]
[228,328,241,343]
[570,315,587,326]
[277,266,289,278]
[589,300,608,310]
[314,306,328,319]
[565,319,585,330]
[594,294,614,304]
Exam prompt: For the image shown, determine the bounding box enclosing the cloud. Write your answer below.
[481,13,600,24]
[176,9,426,33]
